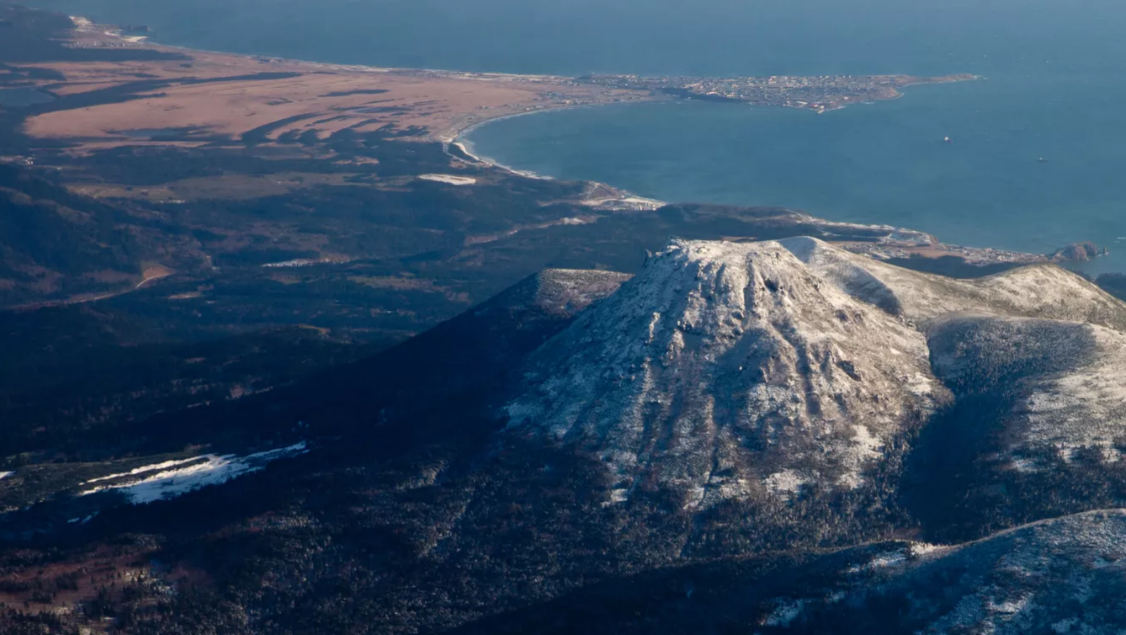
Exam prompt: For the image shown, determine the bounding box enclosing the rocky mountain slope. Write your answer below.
[3,237,1126,634]
[505,238,1126,534]
[778,509,1126,634]
[506,240,946,509]
[781,236,1126,329]
[462,510,1126,635]
[0,164,145,304]
[450,238,1126,633]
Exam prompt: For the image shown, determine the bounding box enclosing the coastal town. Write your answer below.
[575,73,979,113]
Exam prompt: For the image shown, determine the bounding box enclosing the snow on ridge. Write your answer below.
[848,549,908,574]
[80,442,309,504]
[531,269,632,315]
[912,511,1126,632]
[754,512,1126,632]
[1018,325,1126,461]
[928,313,1126,466]
[782,237,1126,331]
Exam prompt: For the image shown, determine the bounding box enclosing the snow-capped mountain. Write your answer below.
[506,240,945,508]
[505,238,1126,514]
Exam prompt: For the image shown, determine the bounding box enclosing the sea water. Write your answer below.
[25,0,1126,273]
[466,77,1126,274]
[0,87,56,107]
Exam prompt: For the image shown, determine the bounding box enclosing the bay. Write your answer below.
[466,77,1126,274]
[24,0,1126,272]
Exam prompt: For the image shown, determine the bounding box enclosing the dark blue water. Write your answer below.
[0,87,56,107]
[25,0,1126,77]
[26,0,1126,272]
[466,78,1126,273]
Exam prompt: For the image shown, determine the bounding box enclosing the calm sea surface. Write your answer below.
[26,0,1126,272]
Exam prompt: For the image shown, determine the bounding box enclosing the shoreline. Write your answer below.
[63,14,667,152]
[47,13,1098,270]
[69,14,975,143]
[449,107,668,210]
[450,107,585,181]
[69,15,570,83]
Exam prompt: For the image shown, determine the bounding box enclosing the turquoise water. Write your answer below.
[24,0,1126,272]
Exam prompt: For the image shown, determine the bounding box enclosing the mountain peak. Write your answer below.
[506,239,945,507]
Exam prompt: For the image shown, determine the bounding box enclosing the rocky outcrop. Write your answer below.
[1050,240,1104,262]
[490,268,632,317]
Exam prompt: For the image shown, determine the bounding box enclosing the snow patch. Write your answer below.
[418,174,477,186]
[80,443,308,504]
[85,457,202,484]
[1052,618,1079,633]
[262,257,348,268]
[1018,326,1126,459]
[988,593,1031,615]
[764,470,809,498]
[848,548,909,574]
[851,424,884,462]
[762,599,806,627]
[909,542,944,558]
[70,16,94,31]
[579,195,665,211]
[869,551,908,569]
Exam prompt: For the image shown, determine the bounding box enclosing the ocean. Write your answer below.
[24,0,1126,273]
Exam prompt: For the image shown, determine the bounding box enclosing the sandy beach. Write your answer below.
[13,17,656,153]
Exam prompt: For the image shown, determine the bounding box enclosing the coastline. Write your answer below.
[67,14,975,142]
[56,14,666,152]
[452,136,551,182]
[449,107,669,210]
[69,14,567,83]
[451,107,585,181]
[35,13,1088,269]
[448,103,1072,269]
